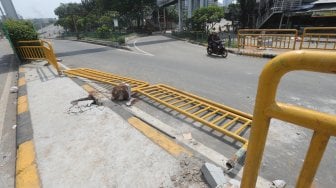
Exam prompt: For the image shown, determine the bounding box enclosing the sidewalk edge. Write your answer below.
[16,67,41,188]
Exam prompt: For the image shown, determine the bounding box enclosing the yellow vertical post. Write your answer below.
[241,50,336,188]
[296,131,330,188]
[299,28,306,49]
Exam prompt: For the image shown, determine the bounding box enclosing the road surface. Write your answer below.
[51,35,336,187]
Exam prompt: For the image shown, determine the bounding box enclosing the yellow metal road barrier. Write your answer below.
[300,27,336,50]
[64,68,149,92]
[238,29,298,50]
[16,40,61,74]
[137,84,253,169]
[241,50,336,188]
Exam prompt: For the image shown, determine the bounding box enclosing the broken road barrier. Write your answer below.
[63,68,149,92]
[63,68,253,171]
[241,50,336,188]
[16,40,61,75]
[136,84,252,171]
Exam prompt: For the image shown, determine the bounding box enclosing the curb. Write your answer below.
[65,38,131,51]
[16,67,41,188]
[227,48,277,59]
[69,77,192,158]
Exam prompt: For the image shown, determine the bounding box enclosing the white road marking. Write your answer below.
[133,40,154,56]
[117,48,153,56]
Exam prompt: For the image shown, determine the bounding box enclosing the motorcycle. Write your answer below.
[207,40,228,58]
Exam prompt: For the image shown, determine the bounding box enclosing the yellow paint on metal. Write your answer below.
[128,117,192,157]
[18,95,28,114]
[19,67,25,73]
[82,84,96,93]
[64,68,149,92]
[241,50,336,188]
[300,27,336,50]
[17,40,61,75]
[16,140,41,188]
[18,77,26,87]
[137,84,252,145]
[238,29,297,50]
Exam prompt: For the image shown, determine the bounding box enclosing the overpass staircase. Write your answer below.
[256,0,302,28]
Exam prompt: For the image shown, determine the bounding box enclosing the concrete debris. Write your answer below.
[183,133,193,140]
[126,97,136,106]
[171,155,208,188]
[271,180,287,188]
[67,103,104,114]
[9,86,18,93]
[111,82,131,101]
[70,91,98,105]
[201,162,228,188]
[67,94,104,114]
[12,125,16,129]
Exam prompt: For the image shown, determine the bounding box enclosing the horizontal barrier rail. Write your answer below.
[238,29,298,50]
[137,84,253,169]
[300,27,336,50]
[16,40,61,74]
[241,50,336,188]
[63,68,149,92]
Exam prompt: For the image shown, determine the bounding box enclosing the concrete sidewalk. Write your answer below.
[20,62,208,188]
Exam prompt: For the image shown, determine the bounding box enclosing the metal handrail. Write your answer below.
[241,50,336,188]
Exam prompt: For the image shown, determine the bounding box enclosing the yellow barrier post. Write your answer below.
[241,50,336,188]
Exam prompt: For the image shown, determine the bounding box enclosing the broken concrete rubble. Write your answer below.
[201,163,228,188]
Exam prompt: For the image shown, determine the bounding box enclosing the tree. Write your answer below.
[54,3,84,39]
[224,3,240,32]
[239,0,256,28]
[3,19,38,46]
[191,6,224,32]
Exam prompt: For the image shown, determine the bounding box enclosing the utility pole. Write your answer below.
[0,0,18,19]
[178,0,183,31]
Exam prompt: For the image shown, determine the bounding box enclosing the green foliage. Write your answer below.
[224,3,240,32]
[239,0,256,28]
[191,6,224,32]
[115,36,125,44]
[3,19,38,46]
[96,25,111,38]
[166,5,178,22]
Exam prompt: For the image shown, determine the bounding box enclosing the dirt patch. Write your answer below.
[167,154,208,188]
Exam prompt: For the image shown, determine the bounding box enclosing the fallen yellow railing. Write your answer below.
[241,50,336,188]
[16,40,61,75]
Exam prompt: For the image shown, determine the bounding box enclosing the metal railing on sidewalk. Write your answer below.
[16,40,61,75]
[241,50,336,188]
[238,29,298,50]
[300,27,336,50]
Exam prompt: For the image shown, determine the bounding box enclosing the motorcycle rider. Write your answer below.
[207,31,221,50]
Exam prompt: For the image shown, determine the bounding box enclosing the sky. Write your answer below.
[12,0,81,19]
[9,0,226,19]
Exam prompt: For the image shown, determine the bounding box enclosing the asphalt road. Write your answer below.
[52,35,336,187]
[0,38,17,188]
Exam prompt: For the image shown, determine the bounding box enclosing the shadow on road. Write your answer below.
[0,54,16,76]
[132,38,176,47]
[56,47,114,57]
